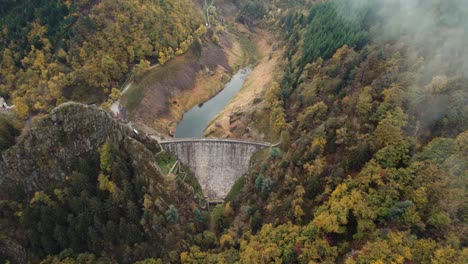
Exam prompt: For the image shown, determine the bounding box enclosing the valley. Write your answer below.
[0,0,466,263]
[116,0,275,141]
[174,67,252,138]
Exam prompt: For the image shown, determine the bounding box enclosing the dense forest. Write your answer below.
[0,0,203,120]
[0,103,210,263]
[178,0,468,262]
[0,0,467,263]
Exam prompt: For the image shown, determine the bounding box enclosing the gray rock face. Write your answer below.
[0,102,161,191]
[160,138,271,200]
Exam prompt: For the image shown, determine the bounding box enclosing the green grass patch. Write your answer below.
[155,152,177,175]
[122,54,194,113]
[239,35,258,66]
[124,83,144,113]
[228,24,258,67]
[156,151,205,198]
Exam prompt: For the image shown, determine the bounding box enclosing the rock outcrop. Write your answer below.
[0,102,161,192]
[0,103,201,262]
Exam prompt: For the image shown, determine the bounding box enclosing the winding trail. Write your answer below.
[204,0,215,27]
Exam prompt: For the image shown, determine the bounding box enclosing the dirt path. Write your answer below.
[205,0,215,26]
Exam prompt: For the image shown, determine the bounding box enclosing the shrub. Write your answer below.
[202,231,217,249]
[212,204,226,232]
[255,175,273,199]
[0,114,19,151]
[165,205,179,224]
[388,200,414,221]
[270,147,283,158]
[250,210,263,234]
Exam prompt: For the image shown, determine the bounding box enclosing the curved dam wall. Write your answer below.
[160,138,271,200]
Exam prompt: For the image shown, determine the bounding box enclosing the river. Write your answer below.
[174,67,252,138]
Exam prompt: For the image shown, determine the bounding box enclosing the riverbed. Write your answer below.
[174,67,252,138]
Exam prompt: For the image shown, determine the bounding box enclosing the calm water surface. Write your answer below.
[174,67,252,138]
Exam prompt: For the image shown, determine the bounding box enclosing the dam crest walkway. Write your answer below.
[160,137,272,147]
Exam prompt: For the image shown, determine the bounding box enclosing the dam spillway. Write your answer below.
[159,138,271,201]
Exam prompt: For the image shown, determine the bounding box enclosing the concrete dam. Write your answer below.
[160,138,272,201]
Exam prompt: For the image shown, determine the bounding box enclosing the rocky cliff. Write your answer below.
[0,102,160,191]
[0,103,201,263]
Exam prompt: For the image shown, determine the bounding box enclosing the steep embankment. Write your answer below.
[0,103,158,190]
[204,27,282,140]
[0,103,203,263]
[123,39,236,136]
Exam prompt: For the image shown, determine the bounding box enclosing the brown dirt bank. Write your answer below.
[204,28,282,140]
[122,36,239,137]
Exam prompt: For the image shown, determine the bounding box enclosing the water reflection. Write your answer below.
[174,67,252,138]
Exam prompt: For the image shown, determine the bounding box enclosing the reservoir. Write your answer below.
[174,67,252,138]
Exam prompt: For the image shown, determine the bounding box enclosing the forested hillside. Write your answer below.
[0,0,467,263]
[178,0,468,262]
[0,103,207,263]
[0,0,203,119]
